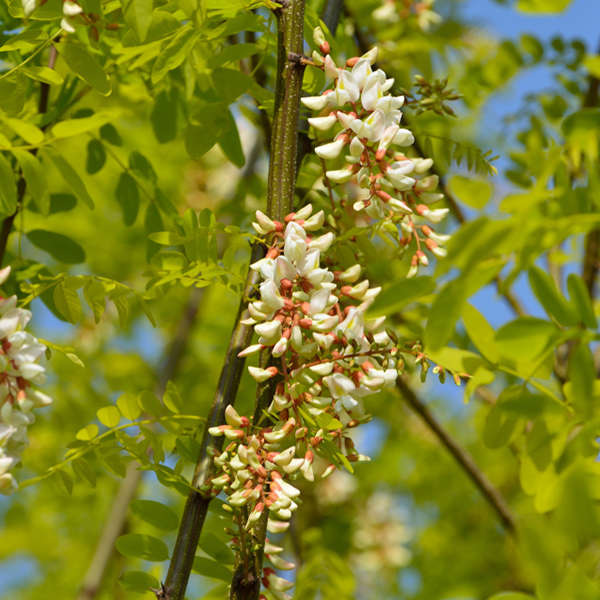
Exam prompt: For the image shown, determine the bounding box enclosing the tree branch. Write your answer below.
[0,45,57,268]
[230,2,306,599]
[75,288,205,600]
[396,377,517,534]
[162,245,263,600]
[579,39,600,297]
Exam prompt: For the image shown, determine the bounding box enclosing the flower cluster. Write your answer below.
[0,267,53,496]
[303,29,451,278]
[208,206,407,598]
[373,0,442,31]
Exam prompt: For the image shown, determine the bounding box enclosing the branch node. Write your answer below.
[150,583,173,600]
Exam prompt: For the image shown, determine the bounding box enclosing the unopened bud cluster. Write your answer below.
[303,28,452,278]
[0,268,53,496]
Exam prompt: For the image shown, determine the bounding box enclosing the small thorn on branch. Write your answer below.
[150,583,173,600]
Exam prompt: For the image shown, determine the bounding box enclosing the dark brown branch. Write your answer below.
[230,2,307,599]
[579,39,600,297]
[75,288,205,600]
[396,377,517,534]
[0,45,57,268]
[162,245,263,600]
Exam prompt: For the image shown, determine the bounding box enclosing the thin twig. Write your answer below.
[396,377,517,534]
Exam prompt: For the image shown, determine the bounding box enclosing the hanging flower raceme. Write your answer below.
[21,0,107,37]
[303,27,451,278]
[206,205,413,598]
[0,267,53,497]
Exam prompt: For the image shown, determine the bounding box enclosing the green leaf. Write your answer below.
[462,303,499,363]
[569,344,595,413]
[117,393,141,421]
[145,203,163,261]
[52,113,112,138]
[0,29,48,51]
[118,571,160,594]
[0,153,17,215]
[136,294,156,327]
[192,556,233,582]
[566,274,597,329]
[425,279,467,351]
[12,149,49,215]
[495,318,557,360]
[97,405,121,428]
[3,118,44,144]
[115,533,169,562]
[28,193,77,215]
[72,457,97,488]
[212,68,254,102]
[218,109,245,168]
[55,470,74,495]
[198,532,235,565]
[562,109,600,140]
[54,42,111,96]
[152,27,200,84]
[115,172,140,226]
[207,43,259,69]
[130,499,179,531]
[86,139,106,175]
[151,89,179,144]
[121,0,153,43]
[76,424,99,441]
[487,594,537,600]
[44,149,95,209]
[129,151,157,184]
[27,230,86,264]
[138,390,162,417]
[21,66,64,86]
[53,282,82,324]
[528,266,577,327]
[100,123,123,146]
[114,296,129,327]
[482,386,525,449]
[368,277,435,317]
[450,175,492,209]
[185,102,230,159]
[163,389,183,414]
[0,71,28,114]
[355,235,378,263]
[516,0,572,13]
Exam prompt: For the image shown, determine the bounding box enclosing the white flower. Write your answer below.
[428,231,451,246]
[309,232,335,252]
[315,138,345,160]
[0,266,10,286]
[301,96,329,111]
[248,367,277,382]
[63,1,83,16]
[392,128,415,146]
[334,71,360,106]
[326,169,353,183]
[308,115,337,131]
[324,55,339,78]
[323,373,356,399]
[419,207,449,224]
[351,58,372,90]
[61,17,77,33]
[21,0,37,16]
[361,73,383,111]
